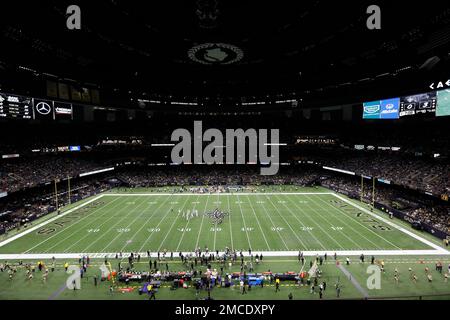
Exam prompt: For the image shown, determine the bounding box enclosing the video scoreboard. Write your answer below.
[363,89,449,119]
[399,92,436,117]
[0,91,73,120]
[0,92,33,120]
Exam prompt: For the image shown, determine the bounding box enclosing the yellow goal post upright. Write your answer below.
[68,176,71,205]
[55,177,72,211]
[360,176,376,209]
[360,175,364,203]
[372,177,375,209]
[54,179,58,211]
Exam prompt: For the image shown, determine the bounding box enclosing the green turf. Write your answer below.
[1,186,449,300]
[1,256,449,300]
[0,189,435,254]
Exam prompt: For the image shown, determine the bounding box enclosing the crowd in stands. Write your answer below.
[0,133,448,197]
[117,167,320,188]
[1,149,447,198]
[405,207,450,234]
[0,155,105,193]
[318,152,449,196]
[0,178,111,234]
[0,158,448,236]
[321,174,450,234]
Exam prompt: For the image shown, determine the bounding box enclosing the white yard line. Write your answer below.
[300,194,364,249]
[332,193,449,254]
[86,196,153,253]
[213,193,220,251]
[300,194,369,250]
[0,195,105,249]
[280,194,345,250]
[263,194,309,249]
[156,195,191,252]
[175,195,202,252]
[320,195,402,250]
[226,193,234,251]
[136,194,182,253]
[254,194,289,250]
[48,197,130,253]
[194,194,211,250]
[18,197,120,254]
[1,249,448,260]
[245,194,271,250]
[118,194,170,252]
[271,194,327,250]
[235,194,253,250]
[105,192,335,196]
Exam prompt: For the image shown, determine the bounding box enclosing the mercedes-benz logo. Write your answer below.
[35,102,51,115]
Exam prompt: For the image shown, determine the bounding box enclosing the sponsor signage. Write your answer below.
[436,89,450,117]
[379,98,400,119]
[362,100,381,119]
[33,99,54,120]
[0,91,75,121]
[363,98,399,119]
[54,102,73,120]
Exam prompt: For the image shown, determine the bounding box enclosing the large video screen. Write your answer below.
[436,89,450,117]
[0,92,33,119]
[54,102,73,120]
[0,91,76,121]
[399,91,436,117]
[33,99,54,120]
[363,97,399,119]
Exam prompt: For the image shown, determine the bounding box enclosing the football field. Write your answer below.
[0,189,447,258]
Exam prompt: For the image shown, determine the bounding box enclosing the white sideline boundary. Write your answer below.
[0,191,448,259]
[0,195,104,248]
[331,193,449,255]
[104,192,335,196]
[0,249,447,260]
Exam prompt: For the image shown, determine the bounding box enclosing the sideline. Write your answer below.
[0,195,104,248]
[332,193,449,254]
[0,249,447,260]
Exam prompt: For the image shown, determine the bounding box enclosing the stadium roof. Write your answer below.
[1,1,450,103]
